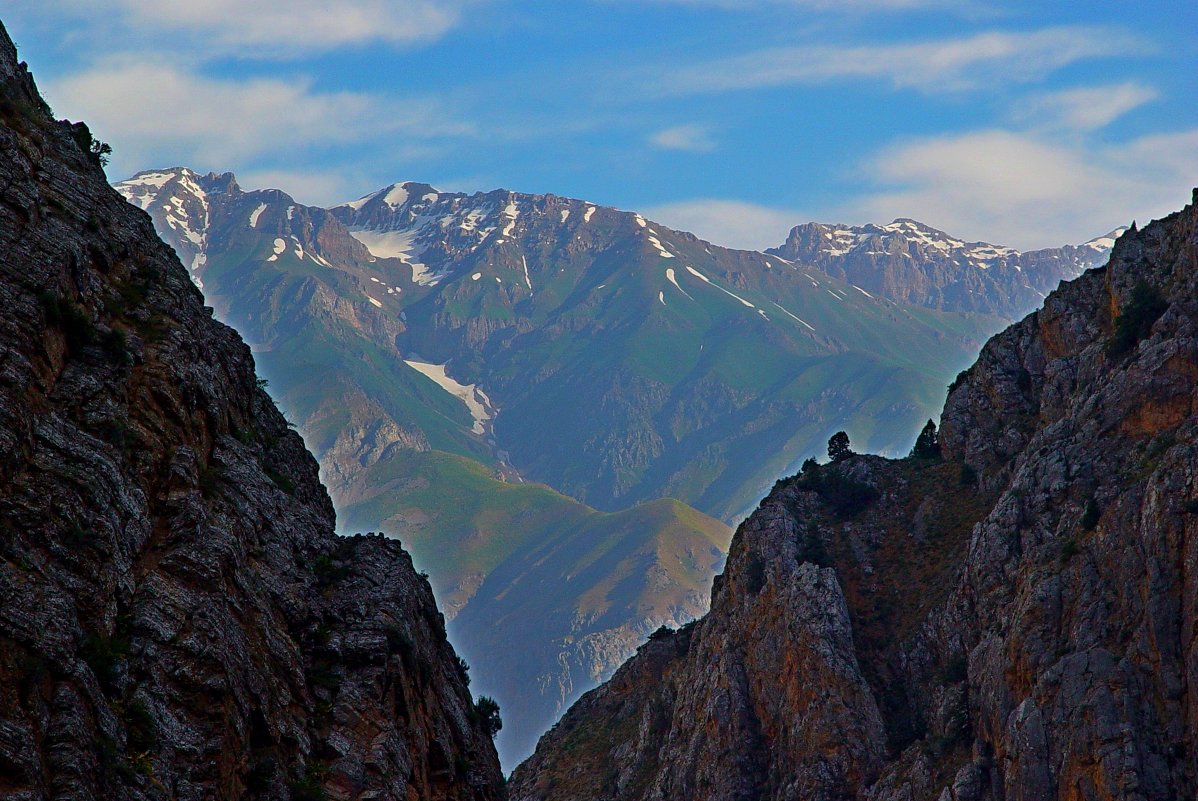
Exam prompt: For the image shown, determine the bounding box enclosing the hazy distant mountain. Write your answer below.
[116,167,999,766]
[769,218,1121,319]
[324,180,1001,521]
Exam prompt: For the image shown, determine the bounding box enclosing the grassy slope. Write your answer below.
[337,449,731,618]
[336,448,732,767]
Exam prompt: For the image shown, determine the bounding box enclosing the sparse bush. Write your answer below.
[959,464,978,487]
[1059,537,1080,564]
[947,368,970,395]
[1108,281,1167,357]
[123,699,157,753]
[474,696,502,737]
[246,756,277,793]
[288,763,328,801]
[80,633,129,691]
[1080,498,1100,531]
[795,465,878,517]
[798,524,830,567]
[199,464,224,498]
[941,655,968,684]
[456,655,471,686]
[313,554,349,586]
[306,663,340,693]
[910,419,941,460]
[745,554,766,593]
[100,328,130,364]
[265,467,296,495]
[68,121,112,169]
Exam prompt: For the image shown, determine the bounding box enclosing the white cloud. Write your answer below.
[44,0,476,58]
[1013,82,1158,131]
[44,58,471,179]
[642,126,1198,252]
[238,169,367,209]
[642,199,806,250]
[651,27,1148,95]
[853,128,1198,248]
[608,0,946,10]
[649,124,716,152]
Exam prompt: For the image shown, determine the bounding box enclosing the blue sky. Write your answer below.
[4,1,1195,249]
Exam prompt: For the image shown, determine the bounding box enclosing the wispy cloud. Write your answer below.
[644,125,1198,251]
[649,27,1149,96]
[642,199,806,249]
[855,127,1198,248]
[45,58,472,177]
[649,124,717,152]
[607,0,950,10]
[1013,81,1158,131]
[36,0,479,59]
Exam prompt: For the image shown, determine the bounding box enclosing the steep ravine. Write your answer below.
[511,194,1198,801]
[0,23,501,801]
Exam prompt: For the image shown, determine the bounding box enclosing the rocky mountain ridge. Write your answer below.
[510,192,1198,801]
[0,23,501,800]
[769,217,1120,319]
[116,167,1002,524]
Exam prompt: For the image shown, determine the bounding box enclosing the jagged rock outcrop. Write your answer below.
[511,193,1198,800]
[769,218,1119,320]
[0,22,501,801]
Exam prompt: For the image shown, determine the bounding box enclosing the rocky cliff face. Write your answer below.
[0,23,501,801]
[510,193,1198,801]
[769,218,1120,320]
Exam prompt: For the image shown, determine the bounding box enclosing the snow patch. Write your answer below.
[665,268,693,299]
[771,302,815,332]
[403,360,496,436]
[502,199,520,237]
[560,209,570,223]
[684,265,755,308]
[584,206,596,223]
[249,203,268,228]
[384,184,410,208]
[521,254,533,290]
[367,296,383,308]
[647,233,675,259]
[472,272,482,281]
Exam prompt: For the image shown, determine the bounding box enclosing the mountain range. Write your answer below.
[770,217,1123,318]
[114,167,1113,766]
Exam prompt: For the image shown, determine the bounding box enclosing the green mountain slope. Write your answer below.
[336,449,730,764]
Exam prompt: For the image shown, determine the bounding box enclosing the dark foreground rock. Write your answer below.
[511,194,1198,800]
[0,21,501,801]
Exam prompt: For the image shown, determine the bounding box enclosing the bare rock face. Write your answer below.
[0,22,500,801]
[769,218,1120,320]
[511,194,1198,800]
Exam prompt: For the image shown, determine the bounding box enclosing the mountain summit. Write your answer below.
[769,217,1119,318]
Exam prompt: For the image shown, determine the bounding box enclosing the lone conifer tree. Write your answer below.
[827,431,851,462]
[911,419,941,459]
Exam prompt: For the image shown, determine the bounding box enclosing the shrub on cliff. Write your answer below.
[1108,281,1167,357]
